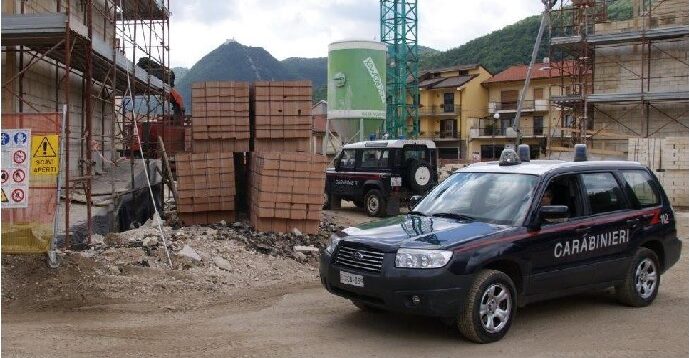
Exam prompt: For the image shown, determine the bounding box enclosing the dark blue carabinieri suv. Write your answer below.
[320,146,682,343]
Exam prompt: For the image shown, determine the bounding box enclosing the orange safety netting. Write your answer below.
[1,113,61,254]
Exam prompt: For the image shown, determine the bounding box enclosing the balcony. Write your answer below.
[419,104,460,116]
[469,124,546,139]
[488,99,549,113]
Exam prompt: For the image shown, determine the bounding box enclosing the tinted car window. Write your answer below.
[360,149,389,168]
[621,170,660,207]
[541,174,584,223]
[580,172,626,215]
[339,149,356,169]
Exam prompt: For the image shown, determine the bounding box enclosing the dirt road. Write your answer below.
[3,208,687,357]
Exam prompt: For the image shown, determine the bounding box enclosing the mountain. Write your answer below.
[172,67,189,83]
[175,41,295,106]
[420,0,632,74]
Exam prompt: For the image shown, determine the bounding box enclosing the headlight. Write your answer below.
[325,235,342,254]
[395,248,453,269]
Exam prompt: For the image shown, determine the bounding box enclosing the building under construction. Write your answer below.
[549,0,689,156]
[1,0,172,248]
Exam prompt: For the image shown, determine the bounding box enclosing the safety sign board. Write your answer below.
[31,134,59,176]
[1,128,31,208]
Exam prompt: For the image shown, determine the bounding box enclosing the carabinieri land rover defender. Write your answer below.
[324,140,438,217]
[320,145,682,343]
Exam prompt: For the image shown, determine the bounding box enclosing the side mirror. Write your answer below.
[408,195,423,210]
[541,205,569,219]
[528,205,569,231]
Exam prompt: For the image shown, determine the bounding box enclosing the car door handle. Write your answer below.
[574,226,589,234]
[626,218,640,228]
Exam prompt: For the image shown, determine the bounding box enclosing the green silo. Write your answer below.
[327,40,387,143]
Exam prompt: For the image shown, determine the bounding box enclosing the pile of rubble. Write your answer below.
[2,215,344,312]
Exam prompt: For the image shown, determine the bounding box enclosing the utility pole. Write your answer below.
[513,0,556,145]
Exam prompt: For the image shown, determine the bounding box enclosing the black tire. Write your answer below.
[364,189,386,217]
[324,193,341,210]
[458,270,516,344]
[352,300,381,312]
[615,247,660,307]
[323,193,331,210]
[405,159,434,194]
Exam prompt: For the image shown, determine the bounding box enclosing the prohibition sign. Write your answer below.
[14,150,27,164]
[11,188,24,203]
[12,169,26,183]
[1,170,7,184]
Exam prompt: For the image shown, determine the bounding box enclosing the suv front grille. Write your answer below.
[335,243,385,273]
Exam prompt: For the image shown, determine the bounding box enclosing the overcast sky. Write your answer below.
[169,0,544,68]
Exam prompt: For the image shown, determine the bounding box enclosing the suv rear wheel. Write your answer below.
[364,189,386,217]
[616,247,660,307]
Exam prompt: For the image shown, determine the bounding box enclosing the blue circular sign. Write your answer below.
[13,132,27,145]
[1,133,9,146]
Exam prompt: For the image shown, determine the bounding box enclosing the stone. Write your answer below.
[142,236,159,247]
[293,252,307,261]
[232,221,243,228]
[294,245,319,254]
[176,245,201,262]
[205,228,218,237]
[219,220,227,226]
[107,265,121,274]
[213,256,233,272]
[291,227,302,236]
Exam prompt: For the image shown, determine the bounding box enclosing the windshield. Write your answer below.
[412,172,538,226]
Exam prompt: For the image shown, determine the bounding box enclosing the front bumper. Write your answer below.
[319,250,472,318]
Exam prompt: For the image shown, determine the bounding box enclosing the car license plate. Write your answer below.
[340,271,364,287]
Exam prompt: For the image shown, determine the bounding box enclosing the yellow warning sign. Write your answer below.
[1,188,8,203]
[31,135,59,176]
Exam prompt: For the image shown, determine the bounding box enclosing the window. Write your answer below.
[413,172,538,226]
[541,174,584,223]
[438,147,459,160]
[581,173,626,215]
[622,170,660,207]
[339,149,356,169]
[533,116,544,135]
[403,147,427,162]
[481,144,504,161]
[360,149,389,168]
[501,90,519,110]
[533,88,544,100]
[443,93,454,112]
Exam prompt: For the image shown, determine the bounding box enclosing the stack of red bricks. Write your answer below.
[191,81,250,152]
[176,152,236,225]
[249,152,327,234]
[253,80,312,152]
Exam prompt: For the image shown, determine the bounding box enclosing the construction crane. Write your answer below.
[380,0,419,139]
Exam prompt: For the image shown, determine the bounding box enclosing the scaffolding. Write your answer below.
[548,0,689,156]
[1,0,171,247]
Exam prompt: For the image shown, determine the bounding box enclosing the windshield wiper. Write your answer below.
[407,210,427,216]
[430,212,475,222]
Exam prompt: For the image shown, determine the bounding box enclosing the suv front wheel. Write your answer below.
[364,189,386,217]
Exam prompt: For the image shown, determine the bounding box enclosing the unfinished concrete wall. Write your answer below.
[589,0,689,155]
[1,0,117,177]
